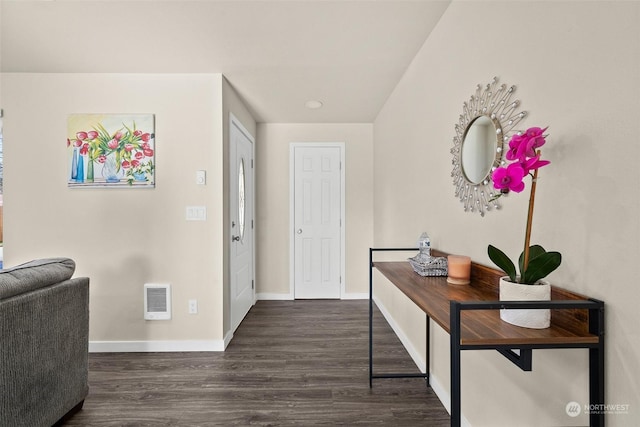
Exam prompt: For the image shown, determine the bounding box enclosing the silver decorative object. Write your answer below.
[451,77,528,216]
[408,232,448,277]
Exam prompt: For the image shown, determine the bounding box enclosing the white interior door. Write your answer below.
[230,116,254,332]
[292,144,343,299]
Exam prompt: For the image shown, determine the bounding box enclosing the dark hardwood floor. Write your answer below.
[63,300,449,426]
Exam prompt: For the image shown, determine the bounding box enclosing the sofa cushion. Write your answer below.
[0,258,76,300]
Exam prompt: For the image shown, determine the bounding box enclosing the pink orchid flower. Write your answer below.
[521,154,550,174]
[122,160,131,169]
[134,151,144,160]
[98,155,107,164]
[141,133,151,142]
[107,139,119,150]
[125,144,134,152]
[131,159,140,168]
[143,147,154,157]
[506,127,549,161]
[133,130,143,137]
[492,163,525,193]
[505,134,525,161]
[74,139,83,147]
[87,130,98,140]
[521,127,548,158]
[76,131,88,141]
[524,126,547,139]
[80,143,89,155]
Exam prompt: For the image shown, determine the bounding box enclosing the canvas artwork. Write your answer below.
[67,114,155,188]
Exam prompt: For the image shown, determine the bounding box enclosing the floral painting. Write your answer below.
[67,114,155,188]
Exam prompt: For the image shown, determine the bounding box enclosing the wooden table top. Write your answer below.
[373,261,599,347]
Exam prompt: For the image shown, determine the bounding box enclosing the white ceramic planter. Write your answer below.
[499,276,551,329]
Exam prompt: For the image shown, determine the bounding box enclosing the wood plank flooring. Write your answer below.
[63,300,449,426]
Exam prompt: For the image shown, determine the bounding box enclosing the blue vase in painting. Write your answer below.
[71,148,78,180]
[133,172,146,182]
[76,154,84,183]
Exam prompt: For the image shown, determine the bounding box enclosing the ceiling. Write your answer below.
[0,0,450,123]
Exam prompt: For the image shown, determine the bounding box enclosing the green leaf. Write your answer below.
[116,151,122,172]
[521,251,562,284]
[94,123,111,141]
[488,245,517,282]
[518,245,546,278]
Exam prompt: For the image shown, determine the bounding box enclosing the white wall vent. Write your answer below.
[144,284,171,320]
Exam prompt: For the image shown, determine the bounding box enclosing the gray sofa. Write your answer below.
[0,258,89,427]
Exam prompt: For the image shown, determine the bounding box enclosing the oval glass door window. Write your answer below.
[238,158,246,242]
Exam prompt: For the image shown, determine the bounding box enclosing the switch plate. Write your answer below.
[188,299,198,314]
[196,170,206,185]
[186,206,207,221]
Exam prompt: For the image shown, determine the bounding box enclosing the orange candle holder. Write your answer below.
[447,255,471,285]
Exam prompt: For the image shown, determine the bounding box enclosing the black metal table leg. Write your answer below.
[369,248,374,388]
[589,300,605,427]
[450,301,461,427]
[426,315,431,387]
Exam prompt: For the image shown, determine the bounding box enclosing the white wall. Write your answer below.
[373,1,639,426]
[2,73,232,350]
[255,123,374,299]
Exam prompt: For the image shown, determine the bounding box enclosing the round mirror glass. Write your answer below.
[461,115,497,184]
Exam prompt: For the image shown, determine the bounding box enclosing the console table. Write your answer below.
[368,248,605,427]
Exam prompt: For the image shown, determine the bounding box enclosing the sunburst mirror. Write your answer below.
[451,77,528,216]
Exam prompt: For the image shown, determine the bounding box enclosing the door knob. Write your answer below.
[232,235,240,242]
[296,229,303,234]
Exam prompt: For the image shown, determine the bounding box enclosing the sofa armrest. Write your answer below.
[0,258,76,300]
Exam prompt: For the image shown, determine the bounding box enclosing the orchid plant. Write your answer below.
[487,126,562,285]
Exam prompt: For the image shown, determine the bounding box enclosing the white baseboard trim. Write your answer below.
[89,340,226,353]
[256,292,294,300]
[256,292,367,301]
[372,295,471,427]
[341,292,368,300]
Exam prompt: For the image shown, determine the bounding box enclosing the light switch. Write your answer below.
[196,170,206,185]
[186,206,207,221]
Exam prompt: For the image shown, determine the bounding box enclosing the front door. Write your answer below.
[291,144,343,299]
[230,116,254,332]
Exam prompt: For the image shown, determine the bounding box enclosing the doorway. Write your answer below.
[229,115,255,332]
[290,143,345,299]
